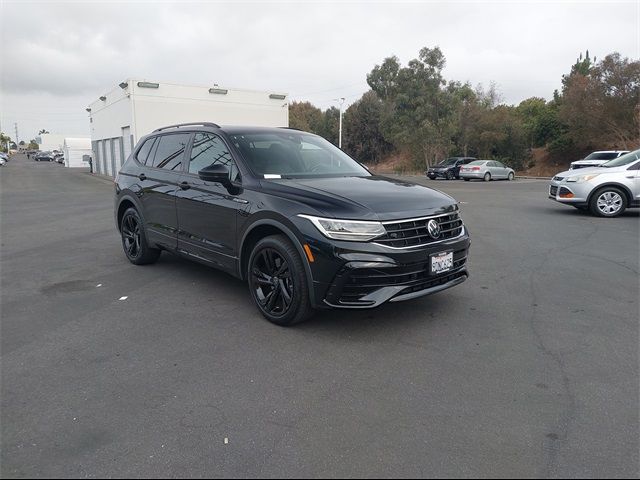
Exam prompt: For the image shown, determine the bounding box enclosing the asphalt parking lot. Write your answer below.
[1,154,638,478]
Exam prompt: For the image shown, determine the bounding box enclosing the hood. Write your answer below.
[262,175,457,221]
[556,165,626,178]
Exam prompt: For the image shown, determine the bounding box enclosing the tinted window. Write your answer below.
[601,150,640,168]
[189,133,239,181]
[468,160,486,166]
[627,160,640,170]
[136,137,156,165]
[584,152,620,160]
[150,133,190,170]
[495,161,505,168]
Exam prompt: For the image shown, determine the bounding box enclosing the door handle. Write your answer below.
[138,173,147,181]
[625,176,635,179]
[179,181,191,190]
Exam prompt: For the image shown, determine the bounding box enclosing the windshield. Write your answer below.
[438,158,458,166]
[229,131,370,179]
[584,152,620,160]
[600,149,640,168]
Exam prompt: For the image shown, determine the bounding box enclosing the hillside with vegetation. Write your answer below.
[290,48,639,173]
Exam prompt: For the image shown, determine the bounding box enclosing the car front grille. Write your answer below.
[330,250,468,305]
[375,212,463,248]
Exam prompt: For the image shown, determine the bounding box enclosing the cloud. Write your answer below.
[1,0,637,139]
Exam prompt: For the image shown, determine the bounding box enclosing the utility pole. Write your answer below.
[14,122,19,149]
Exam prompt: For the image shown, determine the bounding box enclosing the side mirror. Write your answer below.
[198,164,231,187]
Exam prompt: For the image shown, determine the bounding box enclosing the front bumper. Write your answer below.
[291,215,470,309]
[548,181,591,205]
[426,169,449,179]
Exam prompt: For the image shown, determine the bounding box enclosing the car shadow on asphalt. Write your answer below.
[153,252,446,334]
[530,205,640,218]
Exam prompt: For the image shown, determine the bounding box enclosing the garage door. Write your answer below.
[122,126,132,162]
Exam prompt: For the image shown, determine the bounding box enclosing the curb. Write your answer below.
[83,172,115,185]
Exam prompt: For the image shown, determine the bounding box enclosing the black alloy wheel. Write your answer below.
[122,214,141,259]
[248,235,313,326]
[120,207,161,265]
[446,170,454,180]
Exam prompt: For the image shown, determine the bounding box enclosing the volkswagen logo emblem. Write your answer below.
[427,219,441,239]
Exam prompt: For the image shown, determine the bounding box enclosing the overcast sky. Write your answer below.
[1,0,638,141]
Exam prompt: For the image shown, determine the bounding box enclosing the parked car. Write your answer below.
[115,123,470,325]
[54,152,65,164]
[459,160,515,181]
[549,149,640,217]
[0,152,8,162]
[426,157,476,180]
[35,151,54,162]
[0,157,6,167]
[570,150,629,170]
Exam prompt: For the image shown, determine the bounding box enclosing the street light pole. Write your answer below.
[337,97,345,149]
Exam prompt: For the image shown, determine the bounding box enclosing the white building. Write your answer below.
[38,134,66,152]
[87,79,289,177]
[63,137,92,168]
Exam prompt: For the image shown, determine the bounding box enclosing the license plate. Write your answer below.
[430,251,454,275]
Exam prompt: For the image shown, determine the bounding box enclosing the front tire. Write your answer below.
[446,170,454,180]
[508,172,515,181]
[248,235,313,326]
[120,207,161,265]
[589,187,627,217]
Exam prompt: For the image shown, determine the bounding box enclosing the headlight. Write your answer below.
[298,214,386,241]
[566,174,600,183]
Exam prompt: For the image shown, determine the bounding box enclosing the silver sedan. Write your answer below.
[459,160,515,181]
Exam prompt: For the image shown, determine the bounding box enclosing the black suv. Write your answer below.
[114,123,470,325]
[427,157,476,180]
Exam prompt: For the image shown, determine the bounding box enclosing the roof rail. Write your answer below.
[153,122,220,132]
[279,127,304,131]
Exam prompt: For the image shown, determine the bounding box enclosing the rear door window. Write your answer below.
[136,137,156,165]
[150,134,191,171]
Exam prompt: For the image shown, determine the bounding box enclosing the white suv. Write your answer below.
[549,150,640,217]
[570,150,629,170]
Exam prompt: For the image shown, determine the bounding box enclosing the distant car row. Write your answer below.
[0,151,8,166]
[426,157,515,182]
[34,150,65,164]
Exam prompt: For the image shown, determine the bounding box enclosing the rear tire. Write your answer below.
[120,207,161,265]
[589,187,627,217]
[248,235,313,326]
[483,172,491,182]
[463,178,470,182]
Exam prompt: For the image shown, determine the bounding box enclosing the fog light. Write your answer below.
[559,187,574,198]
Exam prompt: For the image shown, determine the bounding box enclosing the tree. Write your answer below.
[289,101,324,134]
[38,129,50,135]
[516,97,562,148]
[0,132,11,152]
[559,52,640,149]
[367,46,458,167]
[28,140,39,150]
[343,91,392,163]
